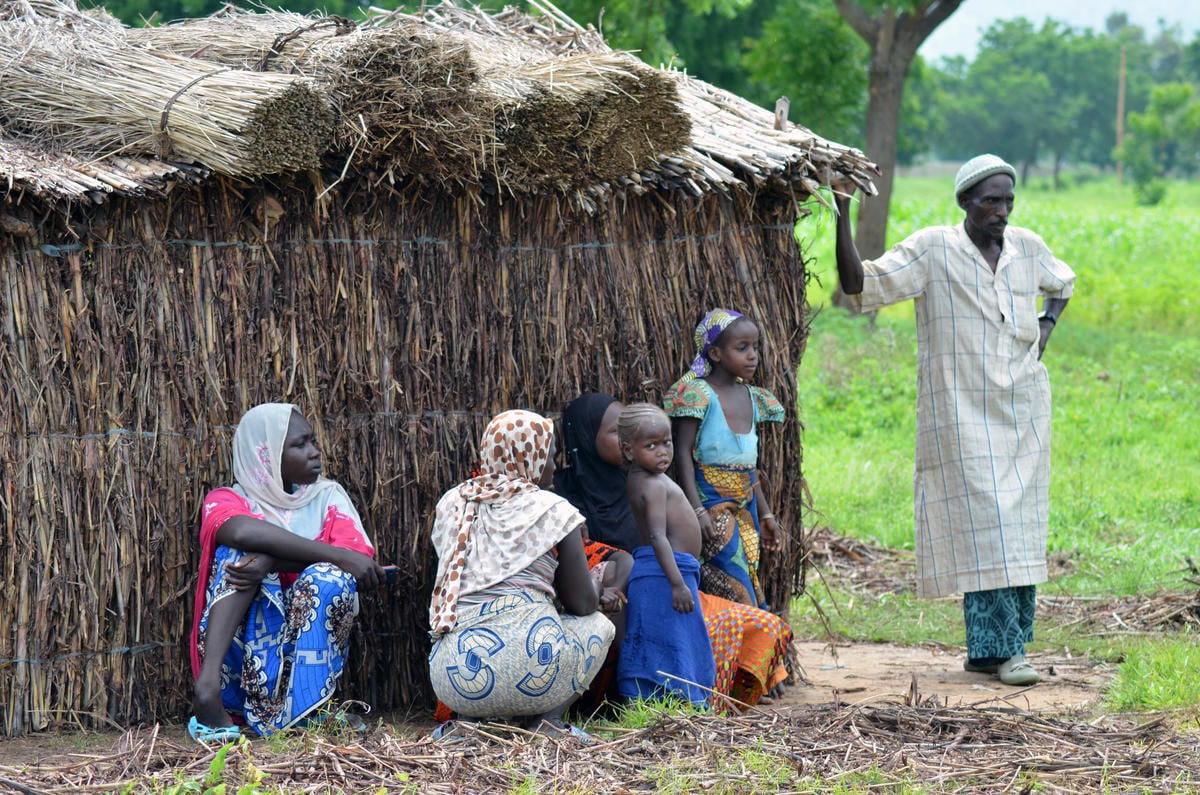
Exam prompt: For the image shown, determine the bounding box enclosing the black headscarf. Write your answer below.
[553,392,640,552]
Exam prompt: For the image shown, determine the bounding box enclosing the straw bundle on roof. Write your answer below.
[125,13,488,181]
[0,1,331,176]
[129,6,689,191]
[412,0,877,199]
[458,37,689,190]
[390,5,691,190]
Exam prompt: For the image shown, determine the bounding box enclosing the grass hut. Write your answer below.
[0,0,876,735]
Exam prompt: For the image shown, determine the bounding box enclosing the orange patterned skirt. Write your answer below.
[699,592,792,711]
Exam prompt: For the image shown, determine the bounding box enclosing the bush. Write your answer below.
[1133,177,1167,206]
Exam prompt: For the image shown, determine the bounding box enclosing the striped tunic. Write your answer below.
[853,222,1076,597]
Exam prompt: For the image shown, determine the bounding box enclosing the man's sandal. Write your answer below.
[998,655,1040,686]
[187,716,242,746]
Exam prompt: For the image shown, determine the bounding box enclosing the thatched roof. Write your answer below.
[0,0,876,211]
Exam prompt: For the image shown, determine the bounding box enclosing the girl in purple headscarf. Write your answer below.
[662,309,785,610]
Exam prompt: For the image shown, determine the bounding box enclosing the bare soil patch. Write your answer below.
[784,640,1107,714]
[791,527,1123,714]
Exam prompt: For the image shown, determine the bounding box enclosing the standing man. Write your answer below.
[833,155,1075,686]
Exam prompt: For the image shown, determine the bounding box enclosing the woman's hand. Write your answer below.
[224,554,276,592]
[599,586,627,614]
[760,515,783,552]
[698,510,718,544]
[331,548,385,591]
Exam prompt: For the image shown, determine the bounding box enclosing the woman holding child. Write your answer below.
[556,392,793,709]
[427,410,615,733]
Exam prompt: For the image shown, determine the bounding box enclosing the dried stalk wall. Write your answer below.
[0,176,810,736]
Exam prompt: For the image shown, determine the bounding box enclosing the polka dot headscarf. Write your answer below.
[428,410,580,636]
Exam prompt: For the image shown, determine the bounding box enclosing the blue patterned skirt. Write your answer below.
[428,589,614,719]
[197,545,360,736]
[696,464,766,608]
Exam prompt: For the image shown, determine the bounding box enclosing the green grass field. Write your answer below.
[793,175,1200,709]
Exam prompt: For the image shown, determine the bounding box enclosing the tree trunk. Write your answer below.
[831,0,965,310]
[832,56,908,315]
[854,61,909,259]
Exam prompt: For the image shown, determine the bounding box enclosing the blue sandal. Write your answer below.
[431,720,458,741]
[565,724,596,745]
[187,716,241,746]
[534,719,595,745]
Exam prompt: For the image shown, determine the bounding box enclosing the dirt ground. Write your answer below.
[0,643,1109,769]
[782,640,1108,713]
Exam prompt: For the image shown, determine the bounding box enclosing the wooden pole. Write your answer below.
[1116,45,1126,185]
[774,96,790,131]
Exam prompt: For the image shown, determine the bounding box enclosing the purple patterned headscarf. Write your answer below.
[687,308,745,378]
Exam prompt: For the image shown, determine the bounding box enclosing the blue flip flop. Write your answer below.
[187,716,241,746]
[533,719,595,745]
[566,724,596,745]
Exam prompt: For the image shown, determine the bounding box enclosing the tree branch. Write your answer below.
[831,0,878,44]
[917,0,965,42]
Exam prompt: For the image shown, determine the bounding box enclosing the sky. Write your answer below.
[919,0,1200,62]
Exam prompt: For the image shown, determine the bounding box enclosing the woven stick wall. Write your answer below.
[0,172,810,736]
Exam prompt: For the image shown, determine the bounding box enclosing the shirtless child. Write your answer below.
[614,403,716,707]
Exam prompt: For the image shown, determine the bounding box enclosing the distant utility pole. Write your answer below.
[1117,45,1126,185]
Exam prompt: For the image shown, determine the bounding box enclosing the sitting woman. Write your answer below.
[555,393,635,621]
[189,403,384,743]
[428,410,615,733]
[556,392,793,709]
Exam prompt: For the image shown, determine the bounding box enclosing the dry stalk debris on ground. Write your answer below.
[2,703,1197,793]
[807,527,1200,637]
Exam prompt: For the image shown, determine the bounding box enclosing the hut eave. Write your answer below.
[0,137,207,204]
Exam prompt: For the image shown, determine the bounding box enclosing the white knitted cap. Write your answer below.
[954,154,1016,197]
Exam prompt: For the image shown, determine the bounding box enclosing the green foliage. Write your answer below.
[1116,82,1200,204]
[729,739,796,789]
[606,694,706,729]
[741,0,867,146]
[1106,636,1200,711]
[791,581,966,646]
[552,0,755,70]
[159,738,267,795]
[933,18,1122,178]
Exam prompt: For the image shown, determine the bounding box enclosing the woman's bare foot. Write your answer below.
[192,685,234,728]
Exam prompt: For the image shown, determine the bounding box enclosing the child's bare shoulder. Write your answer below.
[629,470,667,491]
[659,473,686,496]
